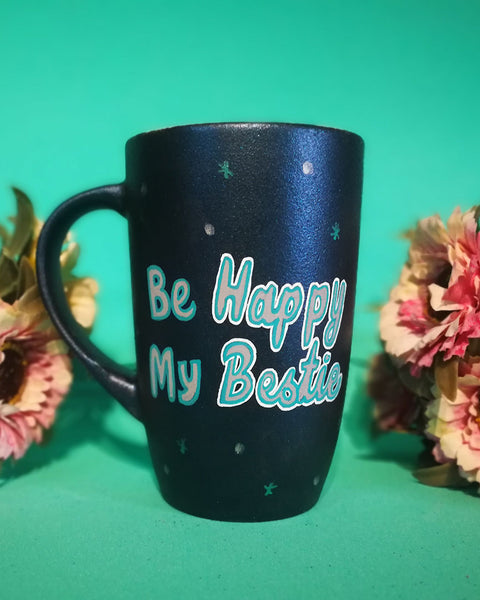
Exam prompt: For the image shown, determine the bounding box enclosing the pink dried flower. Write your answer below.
[0,188,99,465]
[426,355,480,485]
[380,207,480,374]
[0,290,72,461]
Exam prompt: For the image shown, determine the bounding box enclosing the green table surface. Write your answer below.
[2,328,478,600]
[2,1,480,598]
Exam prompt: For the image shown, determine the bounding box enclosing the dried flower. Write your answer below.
[380,208,480,375]
[0,188,97,464]
[369,204,480,491]
[60,236,99,331]
[0,290,72,460]
[425,356,480,485]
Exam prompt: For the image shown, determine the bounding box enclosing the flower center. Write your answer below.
[0,342,27,405]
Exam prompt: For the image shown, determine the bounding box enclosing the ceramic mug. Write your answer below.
[36,123,364,521]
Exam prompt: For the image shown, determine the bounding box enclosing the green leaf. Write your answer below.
[434,357,458,401]
[0,223,10,248]
[3,187,35,259]
[475,205,480,232]
[413,462,469,487]
[0,253,19,299]
[16,256,36,298]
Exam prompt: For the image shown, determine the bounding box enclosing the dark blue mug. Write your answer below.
[36,123,364,521]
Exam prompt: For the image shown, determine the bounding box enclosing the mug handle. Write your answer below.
[36,183,141,420]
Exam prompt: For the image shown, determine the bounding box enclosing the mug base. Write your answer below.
[160,483,323,522]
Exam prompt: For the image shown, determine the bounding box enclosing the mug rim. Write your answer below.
[127,122,364,145]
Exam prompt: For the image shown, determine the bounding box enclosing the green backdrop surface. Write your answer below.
[1,1,479,598]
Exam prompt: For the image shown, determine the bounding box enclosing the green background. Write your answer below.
[1,1,479,598]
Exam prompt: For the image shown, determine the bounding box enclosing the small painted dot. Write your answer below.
[164,465,170,475]
[234,442,245,455]
[313,475,320,486]
[204,223,215,236]
[302,161,314,175]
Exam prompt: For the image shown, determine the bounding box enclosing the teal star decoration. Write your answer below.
[177,438,187,455]
[264,482,278,496]
[218,160,233,179]
[330,222,340,240]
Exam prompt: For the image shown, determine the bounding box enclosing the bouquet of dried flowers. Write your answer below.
[0,188,98,465]
[368,205,480,491]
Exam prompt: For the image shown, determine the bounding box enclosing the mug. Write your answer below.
[36,122,364,521]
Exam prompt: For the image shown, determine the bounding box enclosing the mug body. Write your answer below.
[124,123,363,521]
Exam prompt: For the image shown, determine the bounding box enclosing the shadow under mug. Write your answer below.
[36,122,364,521]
